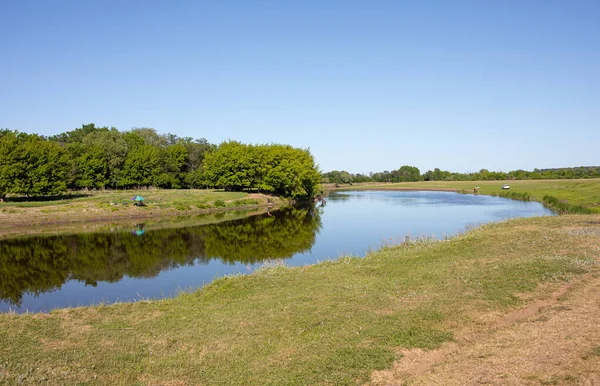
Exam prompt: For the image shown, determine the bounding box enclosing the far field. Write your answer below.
[0,190,284,238]
[330,178,600,213]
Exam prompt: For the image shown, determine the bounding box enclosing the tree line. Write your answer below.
[0,124,321,200]
[323,165,600,185]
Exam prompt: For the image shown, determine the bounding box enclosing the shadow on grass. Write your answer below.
[3,194,91,203]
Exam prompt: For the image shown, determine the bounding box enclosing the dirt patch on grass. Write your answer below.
[491,275,581,330]
[370,345,456,385]
[368,272,600,385]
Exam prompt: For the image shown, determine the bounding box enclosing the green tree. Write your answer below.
[154,144,189,188]
[258,144,321,199]
[203,142,321,199]
[74,145,109,189]
[0,130,23,201]
[81,128,129,188]
[9,134,68,197]
[123,130,146,151]
[176,137,214,188]
[351,173,371,183]
[119,145,161,188]
[397,165,421,182]
[203,141,258,191]
[322,170,353,185]
[129,127,166,148]
[49,123,108,145]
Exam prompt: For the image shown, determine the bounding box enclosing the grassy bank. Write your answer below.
[0,207,273,241]
[330,179,600,213]
[1,213,599,384]
[0,189,285,238]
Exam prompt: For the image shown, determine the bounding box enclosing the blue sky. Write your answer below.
[1,0,598,174]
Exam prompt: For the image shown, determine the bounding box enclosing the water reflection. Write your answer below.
[132,223,146,236]
[1,191,554,312]
[0,206,322,307]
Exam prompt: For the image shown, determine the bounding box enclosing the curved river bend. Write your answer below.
[0,190,554,312]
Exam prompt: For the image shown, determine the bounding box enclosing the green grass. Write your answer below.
[487,191,592,214]
[0,197,88,208]
[0,189,249,209]
[226,198,260,207]
[0,189,281,240]
[1,214,599,385]
[332,179,600,213]
[541,194,592,214]
[581,345,600,360]
[490,190,532,201]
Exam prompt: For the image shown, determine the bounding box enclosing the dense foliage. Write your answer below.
[0,130,68,200]
[0,124,321,200]
[203,141,322,199]
[323,165,600,184]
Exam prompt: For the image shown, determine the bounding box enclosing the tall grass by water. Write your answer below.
[488,190,592,214]
[541,195,592,214]
[491,190,532,201]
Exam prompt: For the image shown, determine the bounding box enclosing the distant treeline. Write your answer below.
[0,124,321,200]
[323,165,600,184]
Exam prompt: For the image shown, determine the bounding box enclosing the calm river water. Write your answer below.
[0,190,554,312]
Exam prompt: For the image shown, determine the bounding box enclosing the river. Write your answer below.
[0,190,554,312]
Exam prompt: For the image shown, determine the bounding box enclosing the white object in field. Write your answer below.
[501,184,510,190]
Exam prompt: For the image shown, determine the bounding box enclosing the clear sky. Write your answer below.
[1,0,598,174]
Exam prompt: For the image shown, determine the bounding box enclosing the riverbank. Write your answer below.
[1,211,599,384]
[0,190,286,239]
[327,179,600,213]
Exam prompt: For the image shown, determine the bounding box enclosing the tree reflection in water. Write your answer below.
[0,205,322,306]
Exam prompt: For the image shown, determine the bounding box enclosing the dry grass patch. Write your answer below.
[392,273,600,385]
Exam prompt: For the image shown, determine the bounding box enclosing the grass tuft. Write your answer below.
[491,191,532,201]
